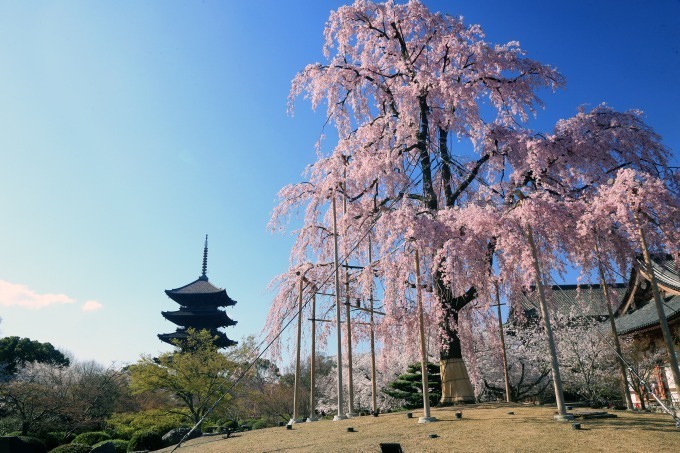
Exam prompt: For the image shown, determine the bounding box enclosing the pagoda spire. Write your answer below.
[201,235,208,279]
[159,236,238,349]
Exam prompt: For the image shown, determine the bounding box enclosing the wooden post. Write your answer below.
[331,190,347,421]
[415,249,436,422]
[368,235,377,414]
[495,282,512,403]
[515,190,570,419]
[524,221,569,418]
[291,275,304,423]
[594,241,634,410]
[343,189,357,417]
[308,291,318,421]
[636,217,680,401]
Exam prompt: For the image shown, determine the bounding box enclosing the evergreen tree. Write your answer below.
[383,363,441,410]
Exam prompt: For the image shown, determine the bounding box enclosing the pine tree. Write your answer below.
[383,363,441,410]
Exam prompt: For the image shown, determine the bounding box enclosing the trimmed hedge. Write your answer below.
[41,432,66,451]
[49,443,91,453]
[92,439,129,453]
[20,436,47,451]
[105,409,187,441]
[72,431,111,446]
[127,429,164,452]
[252,420,268,430]
[0,436,46,453]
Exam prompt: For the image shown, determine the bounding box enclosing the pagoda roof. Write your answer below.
[159,236,238,349]
[165,276,236,307]
[161,307,237,328]
[513,283,627,321]
[158,328,238,348]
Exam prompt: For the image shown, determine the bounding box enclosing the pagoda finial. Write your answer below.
[201,235,208,279]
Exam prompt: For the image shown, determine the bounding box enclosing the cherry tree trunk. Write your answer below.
[439,358,475,404]
[436,274,476,404]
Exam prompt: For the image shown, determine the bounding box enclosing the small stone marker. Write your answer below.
[286,424,293,430]
[347,427,355,432]
[507,411,514,415]
[406,412,413,418]
[429,433,438,438]
[572,423,581,430]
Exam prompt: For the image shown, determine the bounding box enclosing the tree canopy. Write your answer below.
[0,336,70,376]
[266,0,680,403]
[128,329,239,426]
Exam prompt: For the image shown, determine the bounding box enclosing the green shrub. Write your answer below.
[40,432,62,451]
[127,429,164,452]
[252,420,268,430]
[72,431,111,446]
[43,431,75,448]
[50,443,91,453]
[223,420,239,430]
[18,436,47,453]
[92,439,129,453]
[0,436,46,453]
[106,410,186,440]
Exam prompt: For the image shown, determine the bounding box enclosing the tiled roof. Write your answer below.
[615,296,680,335]
[166,276,224,295]
[515,283,627,319]
[162,308,236,327]
[643,255,680,293]
[164,276,237,307]
[158,329,238,348]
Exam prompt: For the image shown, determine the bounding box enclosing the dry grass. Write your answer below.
[157,404,678,452]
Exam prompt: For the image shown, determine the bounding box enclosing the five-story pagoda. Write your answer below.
[158,236,237,349]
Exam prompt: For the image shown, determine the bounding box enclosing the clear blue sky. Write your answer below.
[0,1,677,365]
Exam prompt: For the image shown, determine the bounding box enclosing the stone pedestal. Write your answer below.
[554,414,575,422]
[333,414,348,421]
[418,416,437,423]
[439,358,475,404]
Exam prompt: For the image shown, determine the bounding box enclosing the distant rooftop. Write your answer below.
[513,283,627,320]
[615,296,680,335]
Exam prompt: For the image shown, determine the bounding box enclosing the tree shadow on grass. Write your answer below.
[585,416,677,433]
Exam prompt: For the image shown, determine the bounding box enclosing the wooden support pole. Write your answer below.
[308,292,318,421]
[494,282,512,403]
[331,190,347,421]
[525,221,569,418]
[515,190,569,419]
[291,275,304,423]
[415,249,436,422]
[343,188,357,418]
[594,241,634,411]
[368,235,377,414]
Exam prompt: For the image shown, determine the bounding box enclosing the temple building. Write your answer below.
[158,236,238,349]
[511,255,680,407]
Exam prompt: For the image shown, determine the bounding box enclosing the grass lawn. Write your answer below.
[157,403,679,452]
